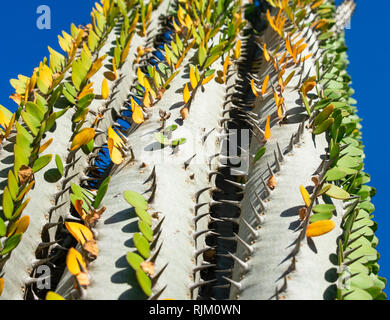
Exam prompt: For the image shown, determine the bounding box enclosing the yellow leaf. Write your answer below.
[108,138,123,165]
[71,128,95,151]
[46,291,65,300]
[65,222,93,245]
[301,53,313,63]
[142,89,152,108]
[101,79,109,100]
[137,68,145,87]
[264,115,271,140]
[180,107,189,120]
[172,17,182,32]
[132,105,145,124]
[277,105,284,119]
[38,64,53,89]
[234,40,241,60]
[183,83,191,103]
[300,185,311,207]
[261,75,269,95]
[306,220,335,238]
[66,248,87,275]
[189,66,198,89]
[108,126,124,148]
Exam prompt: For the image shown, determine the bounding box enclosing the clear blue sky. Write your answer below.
[0,0,388,297]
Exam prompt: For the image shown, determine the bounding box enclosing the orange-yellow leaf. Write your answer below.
[101,79,109,100]
[264,115,271,140]
[65,221,93,245]
[222,56,231,83]
[306,220,335,238]
[66,248,87,275]
[311,0,324,9]
[0,278,4,297]
[108,126,123,148]
[202,73,215,85]
[251,79,259,97]
[8,216,30,236]
[183,83,191,103]
[261,75,269,95]
[180,107,189,120]
[300,185,311,207]
[264,44,271,62]
[172,17,182,32]
[301,53,313,63]
[71,128,95,151]
[74,199,86,220]
[303,81,316,96]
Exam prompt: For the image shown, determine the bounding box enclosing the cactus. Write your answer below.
[0,0,385,301]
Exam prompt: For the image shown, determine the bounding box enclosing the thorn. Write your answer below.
[250,201,265,225]
[241,218,259,240]
[148,184,156,203]
[193,229,217,240]
[260,175,272,197]
[228,252,249,273]
[189,279,217,292]
[148,285,167,300]
[193,212,210,224]
[195,187,212,203]
[274,150,281,172]
[343,244,362,259]
[151,263,168,286]
[149,242,163,263]
[184,154,197,170]
[30,255,56,269]
[144,166,156,184]
[24,275,51,286]
[288,133,295,151]
[276,141,284,161]
[254,191,266,212]
[222,276,242,291]
[48,201,67,214]
[224,179,246,190]
[193,263,216,273]
[153,216,165,235]
[233,233,253,256]
[202,129,215,145]
[195,202,209,215]
[150,230,162,251]
[194,246,216,260]
[267,162,274,177]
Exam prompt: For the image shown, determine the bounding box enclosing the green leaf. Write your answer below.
[0,218,6,237]
[313,104,334,126]
[154,132,169,146]
[198,44,207,66]
[342,287,372,300]
[93,176,110,209]
[325,167,347,181]
[25,102,46,122]
[126,252,144,271]
[313,118,334,135]
[78,93,95,109]
[135,208,152,226]
[55,155,64,176]
[2,187,14,220]
[138,220,153,242]
[350,273,374,290]
[123,191,148,211]
[310,212,333,223]
[254,147,266,163]
[21,110,40,136]
[32,154,53,173]
[0,233,22,255]
[136,269,152,297]
[164,125,178,134]
[171,138,186,147]
[313,204,335,213]
[7,170,19,201]
[324,184,350,200]
[134,233,150,259]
